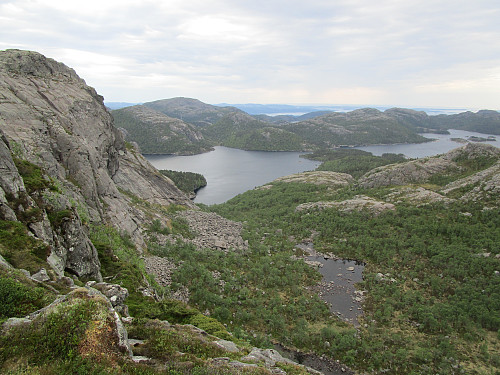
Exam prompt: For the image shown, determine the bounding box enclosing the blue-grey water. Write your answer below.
[356,129,499,158]
[307,256,365,324]
[146,147,321,204]
[146,130,498,204]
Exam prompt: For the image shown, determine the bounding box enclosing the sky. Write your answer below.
[1,0,499,109]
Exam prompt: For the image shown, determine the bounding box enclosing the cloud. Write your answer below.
[1,0,499,108]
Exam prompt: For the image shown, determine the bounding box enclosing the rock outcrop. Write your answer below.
[385,186,454,205]
[274,171,354,187]
[0,49,193,280]
[358,142,500,190]
[358,155,458,188]
[296,195,395,215]
[177,210,248,252]
[442,160,500,203]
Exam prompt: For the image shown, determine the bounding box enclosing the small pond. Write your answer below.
[308,256,365,325]
[297,242,365,325]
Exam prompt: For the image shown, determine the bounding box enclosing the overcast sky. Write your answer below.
[1,0,499,109]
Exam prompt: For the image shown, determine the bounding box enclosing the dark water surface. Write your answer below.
[146,130,499,204]
[356,129,499,158]
[146,146,321,204]
[308,256,365,325]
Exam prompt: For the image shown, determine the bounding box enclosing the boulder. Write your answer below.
[31,268,50,282]
[241,348,296,367]
[1,317,31,334]
[91,282,129,316]
[214,339,240,353]
[0,254,13,269]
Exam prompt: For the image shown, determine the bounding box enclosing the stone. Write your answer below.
[92,282,129,315]
[296,195,395,216]
[0,50,193,282]
[31,268,50,282]
[19,269,30,277]
[275,171,354,187]
[2,317,31,333]
[114,311,133,356]
[214,339,240,353]
[56,276,75,288]
[0,254,13,269]
[132,356,151,363]
[241,348,296,367]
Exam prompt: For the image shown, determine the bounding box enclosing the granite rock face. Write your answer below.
[358,155,458,188]
[296,195,395,215]
[358,143,500,189]
[274,171,354,187]
[0,50,192,280]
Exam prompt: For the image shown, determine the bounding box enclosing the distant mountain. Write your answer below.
[430,110,500,135]
[112,105,213,155]
[202,111,308,151]
[254,111,334,124]
[283,108,428,147]
[385,108,500,135]
[118,98,499,154]
[143,98,308,151]
[144,97,244,127]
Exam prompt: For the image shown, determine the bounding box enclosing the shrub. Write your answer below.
[0,274,52,319]
[188,314,231,340]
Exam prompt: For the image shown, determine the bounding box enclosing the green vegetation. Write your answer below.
[0,220,50,273]
[0,268,55,321]
[282,111,428,148]
[205,171,500,374]
[2,124,499,374]
[304,149,406,178]
[221,127,305,151]
[112,106,213,155]
[159,170,207,195]
[13,158,56,194]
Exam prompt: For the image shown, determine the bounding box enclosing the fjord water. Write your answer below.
[146,130,499,204]
[357,129,500,157]
[146,147,321,204]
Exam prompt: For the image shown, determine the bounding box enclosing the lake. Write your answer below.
[146,147,321,204]
[357,129,500,158]
[146,129,499,204]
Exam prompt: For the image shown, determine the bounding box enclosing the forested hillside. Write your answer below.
[205,144,500,374]
[112,105,213,155]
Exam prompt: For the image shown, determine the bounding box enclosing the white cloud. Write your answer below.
[0,0,499,108]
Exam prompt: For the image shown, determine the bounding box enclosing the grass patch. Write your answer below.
[13,158,55,194]
[0,220,50,273]
[0,269,55,321]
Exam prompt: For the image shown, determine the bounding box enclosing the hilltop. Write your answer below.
[114,98,500,156]
[112,105,213,155]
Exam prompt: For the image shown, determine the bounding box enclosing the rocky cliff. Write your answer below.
[0,49,192,280]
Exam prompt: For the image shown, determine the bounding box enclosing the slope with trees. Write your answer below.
[112,105,213,155]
